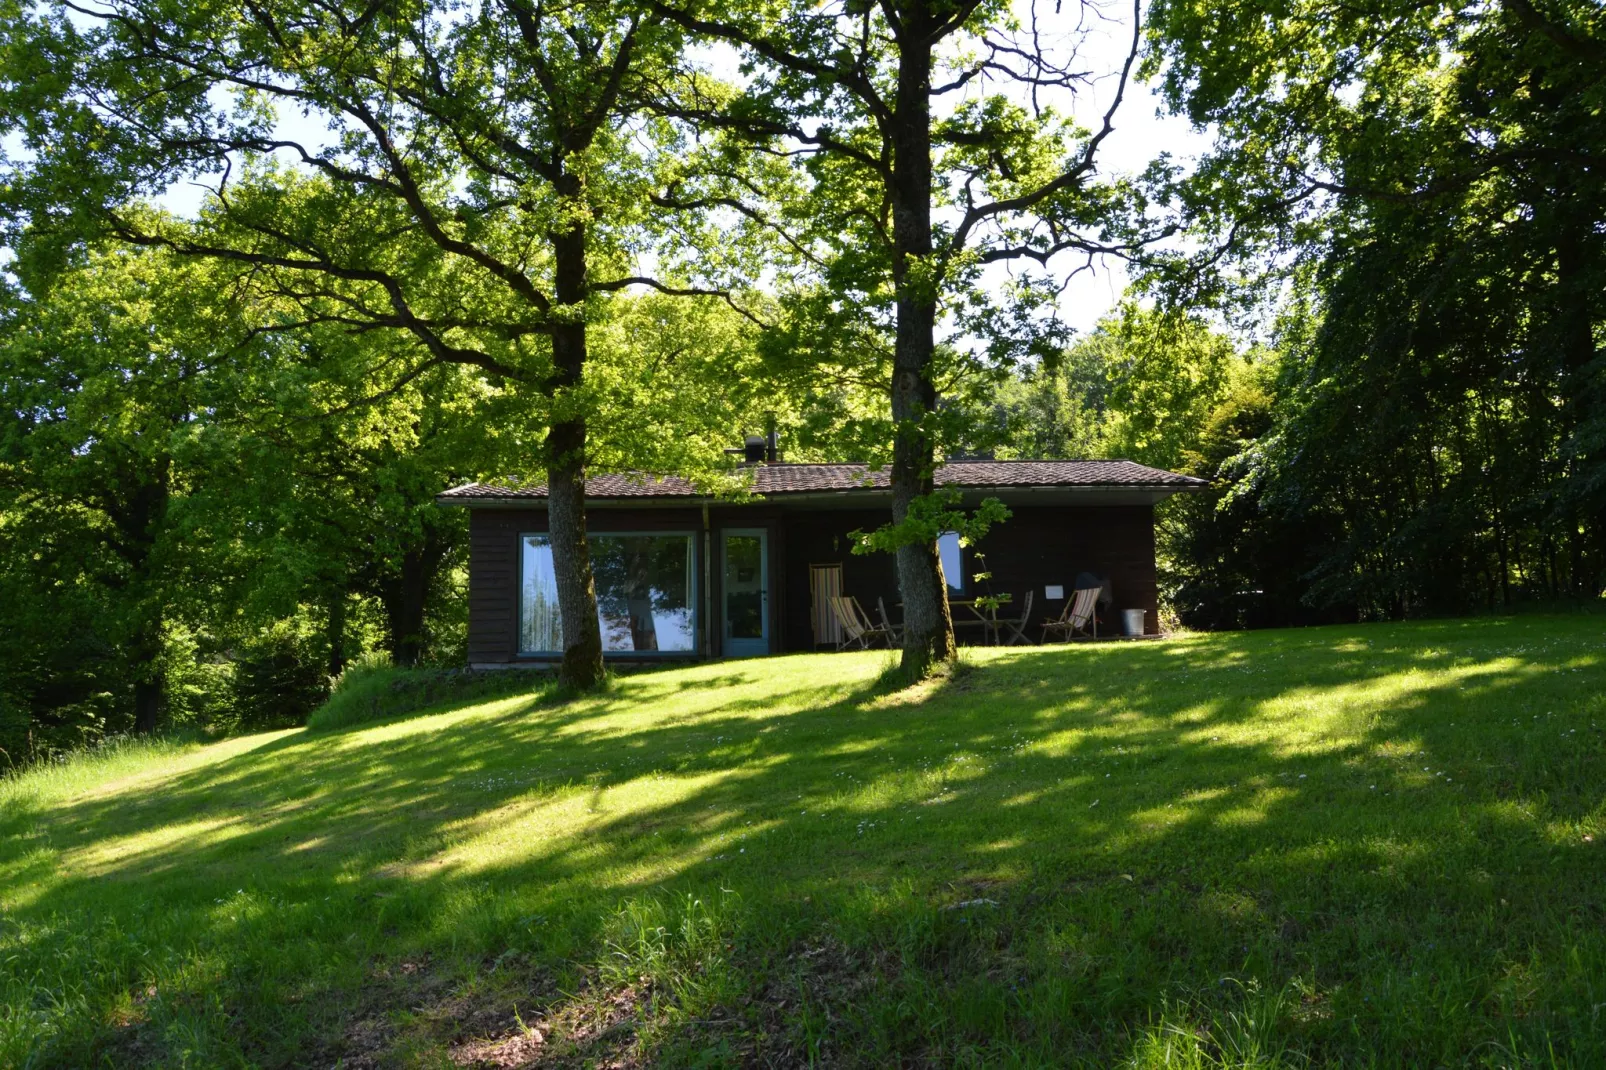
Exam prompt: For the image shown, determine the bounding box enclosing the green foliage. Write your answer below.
[0,0,790,691]
[970,307,1310,628]
[983,335,1113,461]
[0,243,237,752]
[156,625,239,734]
[0,224,776,765]
[307,654,549,733]
[967,551,1013,615]
[1157,357,1343,630]
[1099,308,1238,474]
[1146,0,1606,611]
[641,0,1152,671]
[0,618,1602,1065]
[0,242,487,759]
[850,489,1011,557]
[231,620,331,731]
[973,305,1244,471]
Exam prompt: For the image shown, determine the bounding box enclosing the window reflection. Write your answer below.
[521,534,696,653]
[520,536,561,654]
[938,531,964,595]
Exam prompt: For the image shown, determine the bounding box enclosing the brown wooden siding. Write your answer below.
[467,509,526,663]
[467,502,1161,663]
[969,505,1158,639]
[775,505,1157,650]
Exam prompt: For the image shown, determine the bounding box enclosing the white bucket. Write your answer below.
[1122,609,1146,636]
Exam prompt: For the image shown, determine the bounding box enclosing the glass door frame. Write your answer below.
[720,527,770,657]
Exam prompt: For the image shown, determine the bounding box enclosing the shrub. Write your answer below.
[159,624,239,737]
[231,621,331,730]
[307,653,548,732]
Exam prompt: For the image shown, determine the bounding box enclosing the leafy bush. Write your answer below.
[159,624,240,736]
[231,621,331,730]
[307,653,547,732]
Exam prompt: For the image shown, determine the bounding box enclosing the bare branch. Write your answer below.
[947,0,1142,257]
[591,276,772,329]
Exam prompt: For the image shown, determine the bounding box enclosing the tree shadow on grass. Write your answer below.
[4,616,1605,1067]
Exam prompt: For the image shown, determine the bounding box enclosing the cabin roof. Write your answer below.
[437,459,1207,505]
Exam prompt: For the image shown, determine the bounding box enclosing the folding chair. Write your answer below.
[830,596,871,650]
[849,596,893,648]
[1042,586,1099,642]
[876,596,904,645]
[831,596,893,650]
[998,590,1035,645]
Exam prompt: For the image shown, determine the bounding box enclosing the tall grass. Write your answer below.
[0,734,202,812]
[306,653,550,732]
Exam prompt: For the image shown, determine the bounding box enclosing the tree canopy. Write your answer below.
[1145,0,1606,613]
[0,0,1601,762]
[644,0,1163,674]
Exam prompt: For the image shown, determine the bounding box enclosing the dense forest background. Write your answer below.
[1,0,1601,764]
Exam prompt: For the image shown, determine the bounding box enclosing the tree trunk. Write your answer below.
[380,524,452,668]
[119,459,170,735]
[133,677,163,735]
[129,600,164,734]
[546,212,606,689]
[1554,208,1603,597]
[326,584,348,678]
[385,548,431,667]
[888,19,955,679]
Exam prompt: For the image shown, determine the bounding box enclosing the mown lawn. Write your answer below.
[2,616,1604,1068]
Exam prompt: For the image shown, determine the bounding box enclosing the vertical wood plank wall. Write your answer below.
[467,502,1161,663]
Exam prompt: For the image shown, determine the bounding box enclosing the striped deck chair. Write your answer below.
[830,596,886,650]
[1041,586,1100,642]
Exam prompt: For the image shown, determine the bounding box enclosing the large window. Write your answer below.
[520,534,696,654]
[938,531,964,595]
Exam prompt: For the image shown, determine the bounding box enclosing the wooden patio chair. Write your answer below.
[829,596,870,650]
[997,590,1035,646]
[876,596,904,645]
[830,596,893,650]
[849,596,894,648]
[1042,586,1099,642]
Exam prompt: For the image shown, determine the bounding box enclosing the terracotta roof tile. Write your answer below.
[439,460,1204,504]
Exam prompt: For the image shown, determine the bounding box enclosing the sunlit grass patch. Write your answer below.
[2,615,1604,1067]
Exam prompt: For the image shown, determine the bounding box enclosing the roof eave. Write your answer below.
[436,480,1206,509]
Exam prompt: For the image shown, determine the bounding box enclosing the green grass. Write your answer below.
[2,615,1604,1068]
[307,654,553,733]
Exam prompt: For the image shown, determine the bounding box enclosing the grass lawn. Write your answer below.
[3,615,1604,1068]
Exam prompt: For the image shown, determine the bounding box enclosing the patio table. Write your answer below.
[950,599,1003,645]
[897,600,1011,645]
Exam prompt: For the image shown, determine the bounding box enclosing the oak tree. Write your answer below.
[1,0,733,687]
[649,0,1158,676]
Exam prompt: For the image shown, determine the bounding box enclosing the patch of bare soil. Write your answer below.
[444,978,649,1069]
[448,1027,544,1068]
[309,953,550,1070]
[325,935,911,1068]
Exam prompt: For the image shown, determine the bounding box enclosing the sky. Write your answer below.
[965,0,1212,332]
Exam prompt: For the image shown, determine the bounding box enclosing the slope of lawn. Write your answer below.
[2,615,1604,1068]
